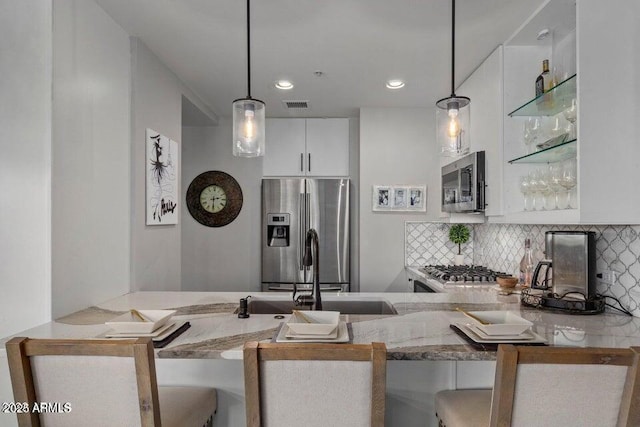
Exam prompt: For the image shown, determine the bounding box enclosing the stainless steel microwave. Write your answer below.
[441,151,486,213]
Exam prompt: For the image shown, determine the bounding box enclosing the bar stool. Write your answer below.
[6,337,217,427]
[243,341,387,427]
[435,344,640,427]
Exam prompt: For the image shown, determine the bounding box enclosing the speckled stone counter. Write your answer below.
[4,290,640,361]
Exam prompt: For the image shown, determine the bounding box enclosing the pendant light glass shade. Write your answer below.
[233,0,265,157]
[436,0,470,157]
[437,96,470,156]
[233,98,265,157]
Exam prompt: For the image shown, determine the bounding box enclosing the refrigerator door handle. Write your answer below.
[298,193,305,271]
[300,153,303,172]
[305,192,311,271]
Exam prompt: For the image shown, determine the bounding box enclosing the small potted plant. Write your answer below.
[449,224,470,265]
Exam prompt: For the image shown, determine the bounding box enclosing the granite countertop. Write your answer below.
[3,289,640,361]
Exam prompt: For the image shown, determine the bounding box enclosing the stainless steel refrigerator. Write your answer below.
[262,178,349,292]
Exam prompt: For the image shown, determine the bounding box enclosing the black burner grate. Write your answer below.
[421,265,507,284]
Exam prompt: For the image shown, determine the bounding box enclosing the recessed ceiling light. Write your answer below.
[386,80,405,89]
[275,80,294,90]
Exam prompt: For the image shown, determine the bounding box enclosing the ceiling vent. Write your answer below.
[283,100,310,109]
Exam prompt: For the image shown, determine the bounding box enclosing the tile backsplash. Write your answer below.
[405,222,474,266]
[406,222,640,317]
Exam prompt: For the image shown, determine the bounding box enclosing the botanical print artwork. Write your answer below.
[146,128,178,225]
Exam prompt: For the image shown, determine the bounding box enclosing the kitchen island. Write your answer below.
[2,290,640,426]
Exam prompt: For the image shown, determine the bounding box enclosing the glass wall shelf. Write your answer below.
[508,139,576,164]
[508,74,577,117]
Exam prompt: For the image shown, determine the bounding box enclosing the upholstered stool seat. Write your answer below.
[243,342,387,427]
[435,389,491,427]
[159,386,217,427]
[433,345,640,427]
[6,337,218,427]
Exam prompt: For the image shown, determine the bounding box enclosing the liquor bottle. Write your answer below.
[535,60,550,97]
[519,238,534,287]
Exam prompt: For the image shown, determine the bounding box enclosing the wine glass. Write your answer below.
[560,159,577,209]
[548,163,564,209]
[536,169,552,211]
[529,118,542,153]
[519,175,531,211]
[527,170,541,211]
[523,121,533,154]
[549,117,564,139]
[539,117,564,149]
[563,98,577,140]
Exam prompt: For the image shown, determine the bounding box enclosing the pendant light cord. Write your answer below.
[246,0,252,98]
[450,0,455,97]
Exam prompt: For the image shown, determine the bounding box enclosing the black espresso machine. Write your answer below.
[522,231,603,313]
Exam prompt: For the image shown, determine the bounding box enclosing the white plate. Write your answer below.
[465,311,533,336]
[105,310,176,334]
[103,321,188,341]
[276,321,349,343]
[285,323,339,339]
[105,321,176,338]
[466,323,534,341]
[455,323,547,345]
[286,311,340,335]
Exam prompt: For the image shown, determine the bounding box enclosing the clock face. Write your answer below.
[200,185,227,213]
[186,171,243,227]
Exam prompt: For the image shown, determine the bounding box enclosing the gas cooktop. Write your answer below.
[419,265,507,285]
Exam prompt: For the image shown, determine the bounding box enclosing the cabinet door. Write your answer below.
[305,118,349,177]
[457,46,503,216]
[264,119,306,176]
[577,0,640,223]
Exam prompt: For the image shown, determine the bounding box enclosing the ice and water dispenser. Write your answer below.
[266,213,290,247]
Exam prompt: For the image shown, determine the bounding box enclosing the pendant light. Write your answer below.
[436,0,470,157]
[233,0,265,157]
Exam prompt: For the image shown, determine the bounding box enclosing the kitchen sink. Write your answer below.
[246,298,398,315]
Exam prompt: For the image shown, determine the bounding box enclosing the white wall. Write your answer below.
[349,118,360,291]
[181,122,263,292]
[359,108,440,292]
[130,38,183,291]
[51,0,131,318]
[0,0,52,338]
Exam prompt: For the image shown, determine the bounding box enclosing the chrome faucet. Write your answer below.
[302,228,322,310]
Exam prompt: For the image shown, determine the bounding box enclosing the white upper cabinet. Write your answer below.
[457,45,504,217]
[305,118,349,177]
[576,0,640,224]
[263,118,349,177]
[496,0,640,225]
[264,119,306,176]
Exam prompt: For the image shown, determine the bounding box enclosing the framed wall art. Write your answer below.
[146,128,179,225]
[372,185,426,212]
[408,186,426,211]
[372,186,392,211]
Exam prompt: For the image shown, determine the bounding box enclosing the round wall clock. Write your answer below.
[186,171,243,227]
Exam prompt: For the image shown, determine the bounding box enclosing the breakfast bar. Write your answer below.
[3,290,640,426]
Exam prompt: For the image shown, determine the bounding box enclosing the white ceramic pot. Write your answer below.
[454,254,465,266]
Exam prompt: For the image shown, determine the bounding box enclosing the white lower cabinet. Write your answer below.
[263,118,349,177]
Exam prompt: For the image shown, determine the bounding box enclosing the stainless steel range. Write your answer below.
[417,265,507,291]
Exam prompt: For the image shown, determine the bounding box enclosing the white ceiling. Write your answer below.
[96,0,544,119]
